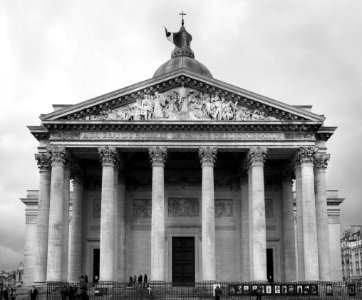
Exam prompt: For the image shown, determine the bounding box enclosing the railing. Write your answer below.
[46,280,362,299]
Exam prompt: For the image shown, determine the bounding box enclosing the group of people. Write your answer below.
[129,273,148,287]
[2,287,16,300]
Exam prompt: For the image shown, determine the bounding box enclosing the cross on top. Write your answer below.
[179,11,186,25]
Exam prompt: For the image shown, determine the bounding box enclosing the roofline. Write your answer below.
[40,69,326,122]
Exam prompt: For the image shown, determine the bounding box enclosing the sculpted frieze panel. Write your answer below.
[85,87,280,121]
[215,199,233,218]
[133,199,152,218]
[168,198,199,217]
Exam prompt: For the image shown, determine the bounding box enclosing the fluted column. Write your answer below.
[98,146,118,281]
[240,172,250,281]
[47,146,67,281]
[34,152,51,283]
[62,162,70,281]
[116,169,126,282]
[247,146,267,281]
[294,164,304,281]
[149,146,167,281]
[282,171,297,281]
[68,167,84,282]
[199,146,217,281]
[295,147,319,280]
[314,153,331,280]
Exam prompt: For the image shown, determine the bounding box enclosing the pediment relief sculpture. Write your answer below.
[85,87,280,121]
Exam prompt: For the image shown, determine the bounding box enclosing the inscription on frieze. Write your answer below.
[168,198,199,217]
[50,131,315,141]
[133,199,152,218]
[215,199,233,218]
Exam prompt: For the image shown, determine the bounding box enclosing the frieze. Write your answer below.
[50,131,315,141]
[168,198,199,217]
[215,199,233,218]
[133,199,152,218]
[84,87,280,122]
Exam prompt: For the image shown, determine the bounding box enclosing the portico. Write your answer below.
[22,20,343,285]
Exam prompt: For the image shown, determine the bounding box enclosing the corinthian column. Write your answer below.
[314,153,331,280]
[199,146,217,281]
[281,170,297,281]
[34,152,51,283]
[68,166,84,282]
[98,146,118,281]
[240,172,249,281]
[247,146,267,281]
[295,147,319,280]
[149,146,167,281]
[62,162,71,281]
[47,146,67,281]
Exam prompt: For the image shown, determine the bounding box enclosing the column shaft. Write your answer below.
[295,165,304,281]
[240,175,249,281]
[62,165,70,281]
[149,146,167,281]
[199,147,217,281]
[47,147,66,281]
[34,153,51,283]
[282,175,297,281]
[248,147,267,281]
[99,146,117,281]
[314,153,331,280]
[68,175,84,282]
[298,147,319,280]
[116,173,126,282]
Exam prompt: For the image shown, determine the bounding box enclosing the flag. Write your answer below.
[164,27,182,48]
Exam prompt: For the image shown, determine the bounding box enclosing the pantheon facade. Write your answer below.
[21,23,343,285]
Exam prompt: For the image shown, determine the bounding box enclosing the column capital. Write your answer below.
[47,146,67,166]
[247,146,267,167]
[199,146,217,167]
[295,146,318,166]
[98,146,118,166]
[149,146,167,167]
[314,153,330,170]
[34,152,51,171]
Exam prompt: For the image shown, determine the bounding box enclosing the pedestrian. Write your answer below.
[3,287,9,300]
[68,285,76,300]
[84,275,88,283]
[144,274,148,286]
[215,285,221,300]
[72,285,90,300]
[255,286,262,300]
[30,286,38,300]
[129,276,133,287]
[133,274,136,286]
[138,274,143,287]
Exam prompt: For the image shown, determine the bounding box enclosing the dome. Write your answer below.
[153,56,213,78]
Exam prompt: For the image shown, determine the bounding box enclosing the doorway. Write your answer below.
[172,237,195,285]
[266,248,274,282]
[93,248,100,282]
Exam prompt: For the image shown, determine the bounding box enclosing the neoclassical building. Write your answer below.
[21,21,343,285]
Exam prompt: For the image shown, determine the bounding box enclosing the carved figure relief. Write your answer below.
[168,198,199,217]
[215,199,233,218]
[133,199,152,218]
[86,87,279,121]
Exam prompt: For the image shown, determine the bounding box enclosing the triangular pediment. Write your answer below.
[41,70,325,124]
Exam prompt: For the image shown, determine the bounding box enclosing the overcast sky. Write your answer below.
[0,0,361,271]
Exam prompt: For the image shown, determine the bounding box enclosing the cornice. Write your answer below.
[40,70,326,123]
[28,125,49,140]
[41,120,322,133]
[316,126,337,141]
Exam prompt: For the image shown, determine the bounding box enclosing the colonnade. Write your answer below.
[32,145,331,283]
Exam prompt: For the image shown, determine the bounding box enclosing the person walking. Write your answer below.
[3,287,9,300]
[30,286,38,300]
[72,285,89,300]
[255,286,262,300]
